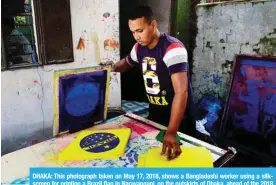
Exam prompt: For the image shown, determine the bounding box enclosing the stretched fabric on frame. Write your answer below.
[221,54,276,161]
[53,66,111,136]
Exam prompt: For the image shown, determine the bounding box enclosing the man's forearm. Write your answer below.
[166,91,188,135]
[112,56,132,72]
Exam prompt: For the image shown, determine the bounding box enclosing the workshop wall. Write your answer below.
[1,0,121,155]
[192,1,276,103]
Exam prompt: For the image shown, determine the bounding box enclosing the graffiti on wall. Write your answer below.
[75,12,119,65]
[71,0,121,107]
[91,32,101,64]
[102,12,120,64]
[76,31,87,50]
[196,70,225,99]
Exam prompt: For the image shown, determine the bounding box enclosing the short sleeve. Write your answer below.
[163,43,188,74]
[127,43,139,66]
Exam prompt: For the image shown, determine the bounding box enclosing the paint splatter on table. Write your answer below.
[2,113,226,184]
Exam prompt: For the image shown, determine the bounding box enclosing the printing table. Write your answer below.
[1,113,236,184]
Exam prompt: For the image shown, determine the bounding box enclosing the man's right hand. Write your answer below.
[101,56,132,73]
[99,61,115,71]
[99,60,114,66]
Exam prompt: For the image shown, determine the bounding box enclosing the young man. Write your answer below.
[108,5,195,160]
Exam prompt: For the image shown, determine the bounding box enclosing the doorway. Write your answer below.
[119,0,176,102]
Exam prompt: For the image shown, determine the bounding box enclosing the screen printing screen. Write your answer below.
[221,55,276,161]
[54,66,110,136]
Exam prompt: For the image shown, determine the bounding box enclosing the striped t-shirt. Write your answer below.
[127,33,195,129]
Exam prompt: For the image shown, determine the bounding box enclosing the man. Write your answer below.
[105,5,195,160]
[3,17,34,65]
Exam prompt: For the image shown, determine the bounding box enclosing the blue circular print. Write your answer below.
[65,83,99,117]
[80,133,120,153]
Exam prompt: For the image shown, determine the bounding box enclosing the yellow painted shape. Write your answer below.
[137,153,147,167]
[138,147,213,168]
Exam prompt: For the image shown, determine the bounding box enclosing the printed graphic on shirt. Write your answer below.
[142,57,168,106]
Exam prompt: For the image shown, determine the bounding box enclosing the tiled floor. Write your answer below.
[122,100,149,118]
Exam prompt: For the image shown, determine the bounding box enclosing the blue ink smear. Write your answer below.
[211,74,222,84]
[245,80,276,88]
[240,66,246,77]
[202,72,210,79]
[197,96,222,136]
[65,83,99,117]
[241,59,276,68]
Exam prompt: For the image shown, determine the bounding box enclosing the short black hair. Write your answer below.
[128,5,153,24]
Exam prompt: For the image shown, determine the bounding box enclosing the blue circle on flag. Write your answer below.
[80,133,120,153]
[65,83,99,117]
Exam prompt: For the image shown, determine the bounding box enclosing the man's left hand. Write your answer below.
[161,133,182,160]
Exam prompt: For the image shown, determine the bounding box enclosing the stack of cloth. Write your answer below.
[137,146,214,167]
[58,128,131,161]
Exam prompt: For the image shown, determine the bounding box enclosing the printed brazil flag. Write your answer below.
[58,128,131,161]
